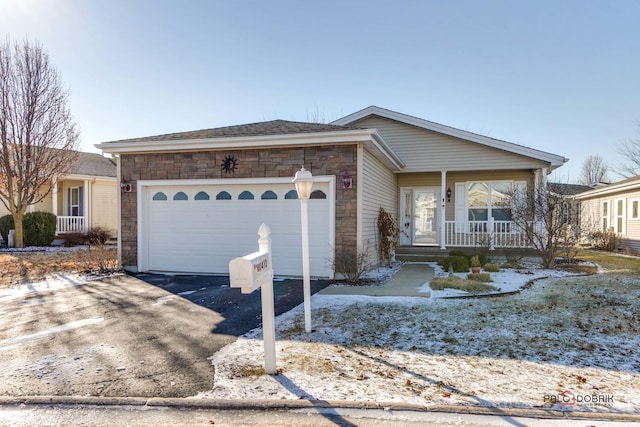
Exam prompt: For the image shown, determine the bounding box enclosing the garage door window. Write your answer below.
[285,190,298,199]
[152,192,167,201]
[310,190,327,199]
[216,191,231,200]
[239,191,254,200]
[261,190,277,200]
[195,191,210,200]
[173,192,188,200]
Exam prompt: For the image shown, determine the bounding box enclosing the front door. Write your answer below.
[400,187,439,246]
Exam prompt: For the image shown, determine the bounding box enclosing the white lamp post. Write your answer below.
[292,166,313,333]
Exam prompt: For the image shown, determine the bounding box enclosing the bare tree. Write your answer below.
[0,38,79,247]
[578,155,609,185]
[507,179,584,269]
[615,124,640,178]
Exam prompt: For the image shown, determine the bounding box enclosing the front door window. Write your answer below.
[400,188,439,246]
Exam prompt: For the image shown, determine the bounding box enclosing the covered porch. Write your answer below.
[398,170,547,251]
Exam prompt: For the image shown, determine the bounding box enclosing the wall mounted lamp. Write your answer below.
[120,177,132,193]
[446,187,452,202]
[342,170,353,189]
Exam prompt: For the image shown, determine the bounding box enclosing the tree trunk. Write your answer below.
[12,210,25,248]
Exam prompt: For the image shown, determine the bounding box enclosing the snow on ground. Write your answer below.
[424,261,582,297]
[202,267,640,414]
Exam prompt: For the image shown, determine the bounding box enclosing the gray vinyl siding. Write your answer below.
[580,188,640,253]
[362,148,397,267]
[352,116,549,172]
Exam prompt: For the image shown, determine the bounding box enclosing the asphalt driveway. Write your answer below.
[0,273,330,398]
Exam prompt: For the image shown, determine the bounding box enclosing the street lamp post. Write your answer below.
[292,166,313,333]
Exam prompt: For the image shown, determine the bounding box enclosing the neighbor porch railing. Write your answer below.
[57,216,87,234]
[444,219,539,249]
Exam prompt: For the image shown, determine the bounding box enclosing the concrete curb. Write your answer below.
[1,396,639,422]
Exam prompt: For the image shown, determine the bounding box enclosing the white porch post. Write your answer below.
[51,179,58,216]
[440,170,447,249]
[83,179,89,232]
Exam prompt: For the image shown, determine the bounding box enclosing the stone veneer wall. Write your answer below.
[119,145,358,271]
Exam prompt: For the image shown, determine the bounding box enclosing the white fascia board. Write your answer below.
[60,174,117,182]
[333,106,568,167]
[96,129,376,154]
[137,176,335,187]
[366,131,405,170]
[574,178,640,199]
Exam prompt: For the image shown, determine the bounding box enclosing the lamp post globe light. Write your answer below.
[292,166,313,333]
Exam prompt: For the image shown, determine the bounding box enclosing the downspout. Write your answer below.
[116,155,122,268]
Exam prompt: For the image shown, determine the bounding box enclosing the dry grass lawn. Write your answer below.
[0,247,118,287]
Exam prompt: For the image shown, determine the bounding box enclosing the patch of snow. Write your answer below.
[202,271,640,414]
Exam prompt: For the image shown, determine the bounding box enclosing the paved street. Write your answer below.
[1,403,638,427]
[0,274,329,398]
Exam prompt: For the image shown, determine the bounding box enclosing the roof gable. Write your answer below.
[575,175,640,199]
[332,106,567,168]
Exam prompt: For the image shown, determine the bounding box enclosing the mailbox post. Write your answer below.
[229,223,276,374]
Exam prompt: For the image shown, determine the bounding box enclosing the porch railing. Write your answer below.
[57,216,87,234]
[444,219,537,249]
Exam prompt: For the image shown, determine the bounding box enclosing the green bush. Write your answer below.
[439,255,470,273]
[466,272,493,282]
[448,250,470,260]
[0,214,14,243]
[430,276,498,293]
[23,211,57,247]
[483,262,500,272]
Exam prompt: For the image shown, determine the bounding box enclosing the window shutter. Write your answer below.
[79,187,84,216]
[454,182,466,232]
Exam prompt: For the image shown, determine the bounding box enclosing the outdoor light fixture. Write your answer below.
[120,177,132,193]
[292,166,313,333]
[292,166,313,200]
[446,187,452,202]
[342,170,352,189]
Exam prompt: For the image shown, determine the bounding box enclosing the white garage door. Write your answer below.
[139,179,334,277]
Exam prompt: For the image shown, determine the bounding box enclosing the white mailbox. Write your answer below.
[229,250,272,294]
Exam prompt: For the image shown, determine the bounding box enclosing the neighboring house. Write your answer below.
[96,106,567,278]
[0,151,118,236]
[547,182,594,230]
[575,175,640,253]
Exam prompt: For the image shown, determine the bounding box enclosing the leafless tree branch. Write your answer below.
[0,37,79,247]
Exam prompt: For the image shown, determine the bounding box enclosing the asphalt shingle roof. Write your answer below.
[67,152,116,177]
[104,120,358,144]
[548,182,595,196]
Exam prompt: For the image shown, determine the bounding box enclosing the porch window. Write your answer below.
[467,181,514,222]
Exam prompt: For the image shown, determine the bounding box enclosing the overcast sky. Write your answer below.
[1,0,638,182]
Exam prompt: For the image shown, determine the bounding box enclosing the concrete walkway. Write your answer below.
[319,263,434,297]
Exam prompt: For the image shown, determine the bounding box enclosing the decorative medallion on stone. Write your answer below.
[221,155,238,174]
